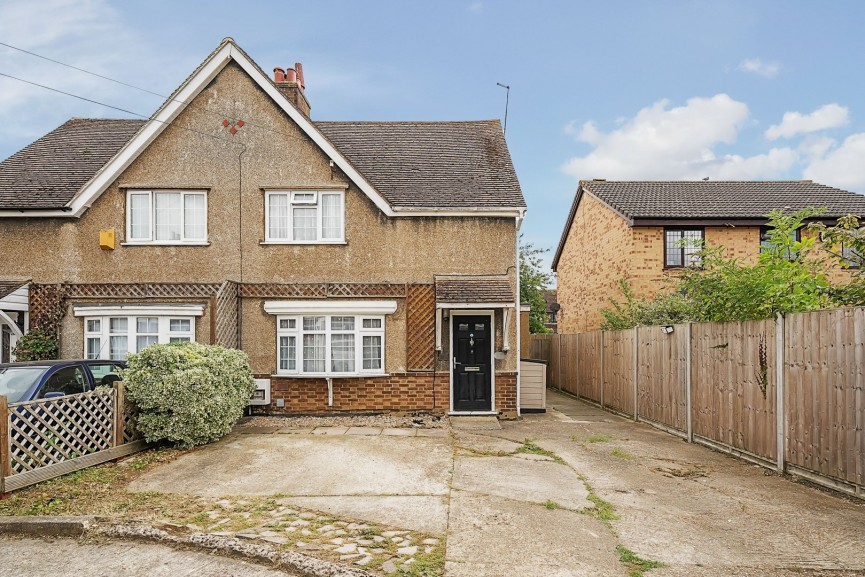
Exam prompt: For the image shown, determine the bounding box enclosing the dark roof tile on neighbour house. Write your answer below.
[583,180,865,221]
[435,277,514,304]
[552,180,865,271]
[315,121,525,209]
[0,119,145,210]
[0,279,29,300]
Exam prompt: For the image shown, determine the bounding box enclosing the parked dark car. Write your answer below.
[0,360,125,405]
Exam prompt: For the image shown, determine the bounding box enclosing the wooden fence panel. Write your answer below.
[529,334,551,361]
[638,325,687,430]
[785,308,865,487]
[691,319,777,461]
[578,332,603,403]
[559,334,580,396]
[548,334,561,389]
[603,329,634,415]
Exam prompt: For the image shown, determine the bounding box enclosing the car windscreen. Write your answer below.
[0,367,49,403]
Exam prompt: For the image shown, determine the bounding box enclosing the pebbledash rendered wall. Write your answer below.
[3,61,520,416]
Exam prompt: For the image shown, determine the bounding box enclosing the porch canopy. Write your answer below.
[434,275,516,352]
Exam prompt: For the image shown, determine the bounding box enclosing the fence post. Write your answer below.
[633,326,639,421]
[113,382,125,447]
[600,331,605,408]
[574,333,580,399]
[0,395,9,492]
[557,334,562,392]
[685,322,693,443]
[775,313,785,473]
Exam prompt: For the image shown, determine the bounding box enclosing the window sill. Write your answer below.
[121,241,211,246]
[271,373,389,379]
[260,240,347,245]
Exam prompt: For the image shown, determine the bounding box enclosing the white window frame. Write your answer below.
[80,315,197,360]
[74,305,204,361]
[275,314,385,377]
[125,190,208,245]
[264,190,345,244]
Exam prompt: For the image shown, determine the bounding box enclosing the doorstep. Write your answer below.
[449,416,501,431]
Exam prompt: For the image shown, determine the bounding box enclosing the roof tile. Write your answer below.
[435,277,514,304]
[583,180,865,220]
[0,119,145,210]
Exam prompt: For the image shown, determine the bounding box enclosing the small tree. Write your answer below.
[123,342,255,448]
[11,329,59,361]
[520,236,554,333]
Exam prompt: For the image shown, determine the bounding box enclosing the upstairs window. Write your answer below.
[127,190,207,244]
[266,191,345,243]
[664,228,703,268]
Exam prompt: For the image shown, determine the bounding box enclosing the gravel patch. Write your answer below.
[241,413,450,429]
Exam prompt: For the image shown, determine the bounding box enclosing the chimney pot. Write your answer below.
[295,62,305,90]
[285,68,297,83]
[273,67,285,83]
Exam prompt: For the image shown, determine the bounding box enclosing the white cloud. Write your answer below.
[804,133,865,192]
[0,0,187,160]
[765,104,849,140]
[738,58,781,78]
[560,94,798,181]
[468,2,483,13]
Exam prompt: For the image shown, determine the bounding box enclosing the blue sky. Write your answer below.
[2,0,865,274]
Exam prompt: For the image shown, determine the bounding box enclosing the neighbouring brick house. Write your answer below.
[553,180,865,333]
[0,38,527,416]
[542,289,559,333]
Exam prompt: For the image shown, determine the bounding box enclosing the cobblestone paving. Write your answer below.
[179,497,443,574]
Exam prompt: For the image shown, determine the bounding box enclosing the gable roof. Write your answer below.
[583,180,865,221]
[0,39,524,217]
[552,180,865,271]
[0,119,144,210]
[316,121,524,209]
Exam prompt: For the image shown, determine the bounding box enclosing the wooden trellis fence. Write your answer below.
[0,383,146,493]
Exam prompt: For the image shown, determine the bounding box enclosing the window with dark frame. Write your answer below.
[841,243,861,268]
[664,228,703,268]
[760,226,801,260]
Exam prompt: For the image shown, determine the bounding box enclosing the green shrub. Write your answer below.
[123,342,255,448]
[11,329,59,361]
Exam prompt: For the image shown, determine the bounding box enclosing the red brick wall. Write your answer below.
[495,372,518,417]
[261,371,518,417]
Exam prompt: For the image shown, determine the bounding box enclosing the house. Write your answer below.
[552,180,865,333]
[0,38,527,416]
[0,280,29,362]
[542,289,559,333]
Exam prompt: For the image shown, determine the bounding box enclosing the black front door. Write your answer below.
[453,315,492,412]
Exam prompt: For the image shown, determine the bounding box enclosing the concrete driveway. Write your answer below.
[128,393,865,577]
[129,427,452,534]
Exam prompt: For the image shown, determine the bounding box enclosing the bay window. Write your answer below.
[126,190,208,244]
[276,314,385,376]
[75,305,203,361]
[265,190,345,243]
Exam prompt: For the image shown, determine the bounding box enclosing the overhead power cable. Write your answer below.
[0,71,240,147]
[0,40,310,145]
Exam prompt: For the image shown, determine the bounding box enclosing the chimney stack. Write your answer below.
[273,62,310,117]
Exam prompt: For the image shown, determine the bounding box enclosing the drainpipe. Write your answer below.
[515,213,524,417]
[326,377,333,407]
